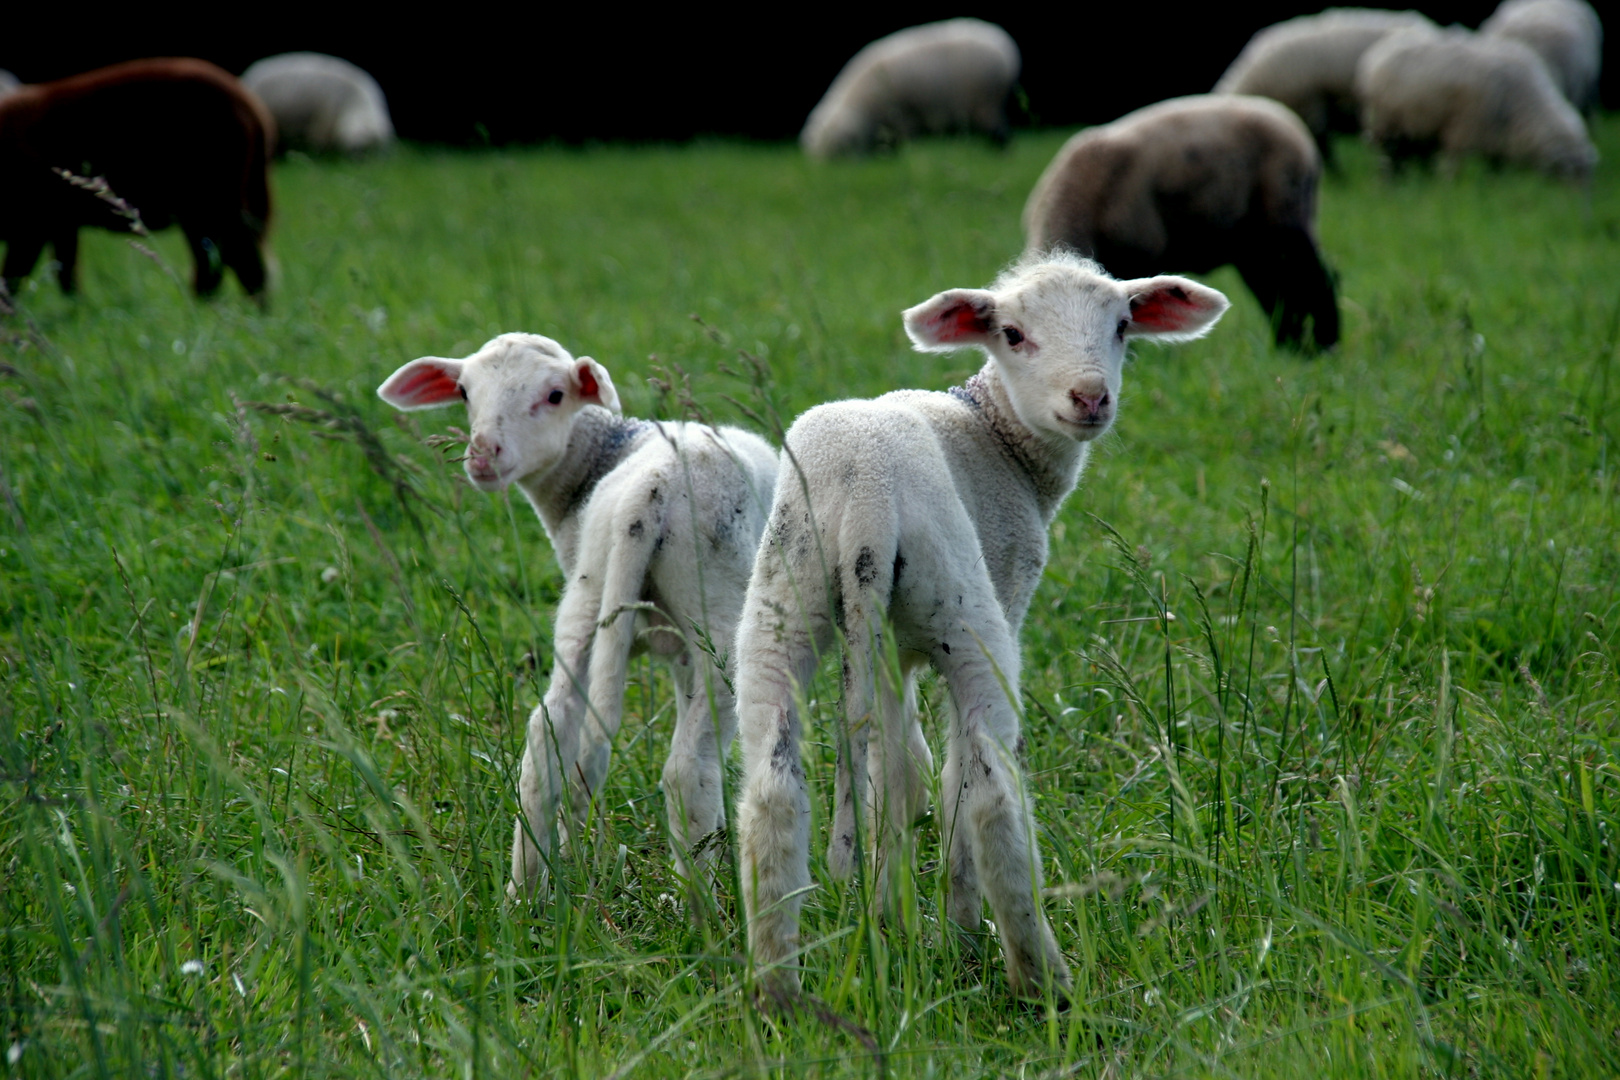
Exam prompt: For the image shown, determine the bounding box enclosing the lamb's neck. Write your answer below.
[512,408,651,569]
[958,362,1088,521]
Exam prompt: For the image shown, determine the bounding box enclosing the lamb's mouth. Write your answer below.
[467,464,513,488]
[1055,412,1111,438]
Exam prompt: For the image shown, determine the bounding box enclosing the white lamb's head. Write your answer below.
[902,253,1229,441]
[377,332,621,491]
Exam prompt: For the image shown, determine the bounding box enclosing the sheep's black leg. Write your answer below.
[2,234,47,296]
[220,224,268,300]
[182,226,225,296]
[1238,225,1339,351]
[52,231,79,295]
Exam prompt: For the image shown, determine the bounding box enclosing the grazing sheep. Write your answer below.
[801,19,1020,158]
[1213,8,1435,160]
[0,58,273,298]
[241,52,394,154]
[734,253,1230,1000]
[1024,95,1338,351]
[378,334,779,896]
[1481,0,1603,113]
[1355,25,1598,179]
[0,71,19,100]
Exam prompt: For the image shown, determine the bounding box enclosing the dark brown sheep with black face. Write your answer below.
[1025,94,1339,351]
[0,58,274,300]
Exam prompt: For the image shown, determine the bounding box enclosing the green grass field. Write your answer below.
[2,123,1618,1078]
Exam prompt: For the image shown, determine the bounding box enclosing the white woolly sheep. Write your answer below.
[241,52,394,154]
[733,253,1230,1000]
[1024,95,1338,350]
[1481,0,1603,113]
[1213,8,1435,160]
[1355,25,1598,179]
[800,19,1020,158]
[378,333,779,895]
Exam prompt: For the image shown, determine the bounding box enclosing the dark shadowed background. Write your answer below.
[3,3,1611,143]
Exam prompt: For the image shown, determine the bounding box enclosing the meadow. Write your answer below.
[1,121,1618,1078]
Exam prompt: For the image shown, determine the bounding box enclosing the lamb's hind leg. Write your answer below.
[827,654,870,881]
[936,611,1070,999]
[735,565,827,997]
[864,658,932,914]
[663,648,737,886]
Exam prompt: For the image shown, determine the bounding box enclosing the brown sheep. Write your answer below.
[1024,94,1339,351]
[0,58,274,300]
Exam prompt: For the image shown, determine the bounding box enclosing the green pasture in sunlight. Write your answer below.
[2,121,1618,1078]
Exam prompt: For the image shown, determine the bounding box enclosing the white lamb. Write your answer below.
[1355,25,1597,179]
[733,253,1229,1000]
[800,19,1021,158]
[242,52,394,154]
[1212,8,1435,159]
[378,333,779,895]
[1481,0,1603,113]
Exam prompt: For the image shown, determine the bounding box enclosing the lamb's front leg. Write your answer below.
[509,590,597,898]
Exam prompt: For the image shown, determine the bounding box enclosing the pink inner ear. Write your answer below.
[577,365,600,400]
[1130,286,1204,332]
[932,300,993,342]
[391,365,461,405]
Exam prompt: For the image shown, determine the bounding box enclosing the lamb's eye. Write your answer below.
[1116,319,1129,339]
[457,384,468,400]
[547,389,565,405]
[1003,327,1025,347]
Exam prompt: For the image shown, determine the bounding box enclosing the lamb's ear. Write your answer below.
[377,357,465,410]
[572,357,621,414]
[902,288,998,352]
[1123,277,1230,342]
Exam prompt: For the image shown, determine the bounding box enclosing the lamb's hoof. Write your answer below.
[751,969,803,1015]
[1007,963,1073,1009]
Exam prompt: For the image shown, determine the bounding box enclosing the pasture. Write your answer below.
[2,123,1618,1077]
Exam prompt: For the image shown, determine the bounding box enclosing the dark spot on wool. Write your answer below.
[771,717,799,776]
[628,519,644,538]
[940,641,951,655]
[893,550,906,583]
[854,547,878,588]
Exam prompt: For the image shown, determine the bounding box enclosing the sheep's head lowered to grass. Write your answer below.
[903,252,1229,440]
[377,332,620,490]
